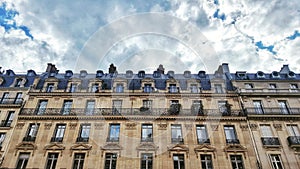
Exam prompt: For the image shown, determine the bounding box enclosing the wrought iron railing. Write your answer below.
[19,108,244,116]
[226,139,240,144]
[261,137,280,146]
[239,88,300,93]
[141,137,153,142]
[0,98,23,105]
[245,108,300,115]
[0,120,12,127]
[50,137,63,142]
[287,136,300,146]
[76,137,89,143]
[198,138,210,144]
[171,138,184,144]
[106,137,119,142]
[23,136,36,142]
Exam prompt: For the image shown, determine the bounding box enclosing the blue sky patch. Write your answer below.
[214,0,219,5]
[255,41,277,55]
[213,9,226,21]
[0,2,33,40]
[287,30,300,40]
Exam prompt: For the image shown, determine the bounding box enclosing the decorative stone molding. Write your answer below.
[194,144,216,158]
[210,124,219,131]
[184,124,193,130]
[44,123,52,130]
[15,142,37,156]
[125,122,137,130]
[249,123,258,130]
[44,143,65,156]
[69,123,78,130]
[94,123,104,130]
[136,143,159,157]
[101,143,123,157]
[16,122,25,129]
[70,143,92,156]
[157,123,168,130]
[240,124,248,131]
[167,145,189,158]
[224,144,247,159]
[273,123,282,131]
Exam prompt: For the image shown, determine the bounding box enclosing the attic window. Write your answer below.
[167,71,175,78]
[80,70,87,78]
[65,70,73,78]
[126,70,133,78]
[256,71,265,79]
[138,71,145,78]
[287,71,296,78]
[198,71,206,78]
[183,71,191,78]
[15,78,23,87]
[271,71,280,79]
[96,70,104,78]
[27,70,36,76]
[236,72,247,80]
[153,71,161,78]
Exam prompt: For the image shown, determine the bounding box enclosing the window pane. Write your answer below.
[141,153,153,169]
[73,153,85,169]
[260,125,273,137]
[46,153,58,169]
[104,153,117,169]
[16,153,30,169]
[287,125,300,136]
[200,154,213,169]
[173,154,185,169]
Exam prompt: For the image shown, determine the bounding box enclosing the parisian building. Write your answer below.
[0,63,299,169]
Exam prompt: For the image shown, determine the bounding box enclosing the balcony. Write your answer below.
[23,136,36,142]
[141,137,153,142]
[246,108,300,115]
[287,136,300,147]
[171,138,184,144]
[0,120,12,127]
[238,88,300,94]
[0,98,23,107]
[226,139,240,144]
[76,137,89,143]
[107,137,119,142]
[198,138,210,144]
[261,137,281,147]
[50,137,63,142]
[19,108,244,117]
[168,86,180,93]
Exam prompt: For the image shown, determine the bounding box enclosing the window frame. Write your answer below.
[171,124,183,144]
[45,153,59,169]
[200,154,213,169]
[173,154,185,169]
[230,155,244,169]
[141,153,153,169]
[52,124,66,142]
[85,100,95,115]
[141,124,153,142]
[104,153,117,169]
[16,152,30,169]
[196,125,209,144]
[72,153,85,169]
[108,124,120,142]
[61,100,73,115]
[269,154,284,169]
[224,125,239,144]
[36,100,48,115]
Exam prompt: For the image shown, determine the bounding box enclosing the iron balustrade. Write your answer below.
[239,88,300,93]
[76,137,89,143]
[245,108,300,115]
[23,136,36,142]
[0,120,12,127]
[141,137,153,142]
[261,137,280,146]
[171,138,184,144]
[20,108,244,116]
[106,137,119,142]
[50,137,63,142]
[198,138,210,144]
[226,139,240,144]
[287,136,300,146]
[0,98,23,105]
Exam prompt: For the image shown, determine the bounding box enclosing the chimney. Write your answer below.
[279,65,290,74]
[46,63,59,73]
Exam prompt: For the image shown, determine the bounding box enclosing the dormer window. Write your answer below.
[69,83,78,93]
[256,71,265,79]
[269,84,276,89]
[15,78,23,87]
[143,84,153,93]
[244,83,253,89]
[46,83,54,92]
[91,83,99,93]
[115,83,124,93]
[153,71,161,78]
[190,84,199,93]
[169,84,178,93]
[290,84,298,92]
[214,84,223,93]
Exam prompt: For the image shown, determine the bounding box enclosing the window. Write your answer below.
[69,83,78,93]
[45,153,58,169]
[196,125,209,144]
[15,78,23,87]
[0,133,6,149]
[24,123,39,142]
[224,126,239,144]
[14,92,23,104]
[85,100,95,115]
[173,154,185,169]
[141,124,153,142]
[72,153,85,169]
[141,153,153,169]
[90,83,98,92]
[290,84,298,92]
[230,155,244,169]
[269,84,277,92]
[107,124,120,142]
[214,84,223,93]
[1,111,14,127]
[169,84,178,93]
[61,100,72,115]
[1,92,9,104]
[36,100,48,115]
[112,100,122,114]
[244,83,253,89]
[287,125,300,136]
[144,84,153,93]
[200,154,213,169]
[115,83,124,93]
[16,153,30,169]
[104,153,117,169]
[51,124,66,142]
[260,125,273,137]
[171,125,183,144]
[142,100,152,110]
[190,84,199,93]
[253,100,264,114]
[218,101,229,115]
[192,100,203,115]
[46,83,54,92]
[77,124,90,142]
[278,100,290,114]
[269,154,284,169]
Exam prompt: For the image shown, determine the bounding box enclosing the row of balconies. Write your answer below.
[245,108,300,115]
[22,136,89,143]
[0,98,23,106]
[19,108,243,116]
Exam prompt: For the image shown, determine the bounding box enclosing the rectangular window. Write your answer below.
[218,101,229,115]
[200,154,213,169]
[14,92,23,104]
[269,84,277,92]
[46,83,54,92]
[196,125,209,144]
[192,100,203,115]
[2,111,14,127]
[1,92,9,104]
[171,125,183,144]
[112,100,122,114]
[0,133,6,149]
[72,153,85,169]
[16,153,30,169]
[107,124,120,142]
[69,83,78,93]
[224,126,239,144]
[141,153,153,169]
[77,124,90,142]
[214,84,223,93]
[244,83,253,89]
[15,79,23,87]
[36,100,48,115]
[85,100,95,115]
[142,100,153,110]
[169,84,178,93]
[24,123,39,142]
[260,125,273,137]
[141,124,153,142]
[269,154,284,169]
[61,100,73,115]
[278,100,290,114]
[51,124,66,142]
[173,154,185,169]
[253,100,264,114]
[287,125,300,136]
[45,153,58,169]
[115,83,124,93]
[290,84,298,92]
[91,83,99,92]
[230,155,244,169]
[190,84,199,93]
[104,153,117,169]
[144,84,153,93]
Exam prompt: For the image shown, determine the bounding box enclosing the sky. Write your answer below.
[0,0,299,74]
